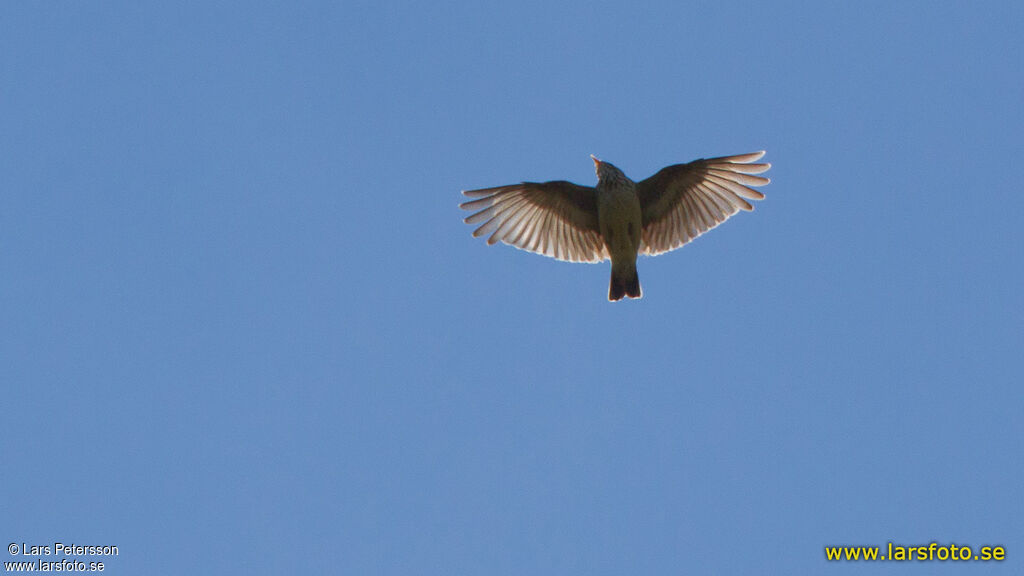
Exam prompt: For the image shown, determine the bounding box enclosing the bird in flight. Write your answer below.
[460,151,770,301]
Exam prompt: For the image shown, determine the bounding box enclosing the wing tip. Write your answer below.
[736,150,766,162]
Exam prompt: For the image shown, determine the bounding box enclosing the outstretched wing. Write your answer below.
[636,151,770,256]
[460,181,607,263]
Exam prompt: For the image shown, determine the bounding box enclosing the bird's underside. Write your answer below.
[460,151,771,300]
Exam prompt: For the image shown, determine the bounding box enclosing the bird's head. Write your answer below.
[591,155,627,184]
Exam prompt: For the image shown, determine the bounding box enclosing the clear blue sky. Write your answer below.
[3,2,1021,574]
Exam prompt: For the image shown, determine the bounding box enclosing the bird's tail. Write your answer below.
[608,262,642,301]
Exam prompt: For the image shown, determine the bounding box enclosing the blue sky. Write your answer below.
[3,2,1021,574]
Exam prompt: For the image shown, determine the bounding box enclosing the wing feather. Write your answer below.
[708,168,770,187]
[705,172,765,201]
[460,180,607,263]
[637,152,770,256]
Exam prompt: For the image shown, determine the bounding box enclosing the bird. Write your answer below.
[460,151,770,301]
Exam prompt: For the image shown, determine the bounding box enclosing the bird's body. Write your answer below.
[460,151,770,301]
[594,161,643,300]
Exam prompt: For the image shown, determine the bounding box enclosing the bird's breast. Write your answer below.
[597,188,642,257]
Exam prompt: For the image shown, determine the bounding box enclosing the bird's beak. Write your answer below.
[590,154,601,169]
